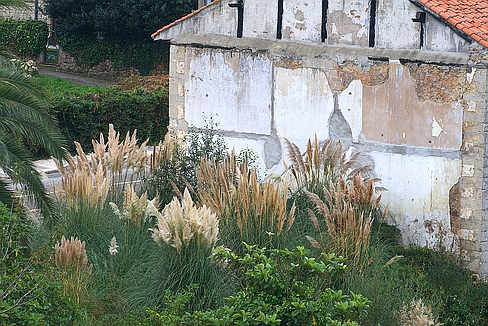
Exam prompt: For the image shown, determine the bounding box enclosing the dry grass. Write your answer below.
[55,236,92,305]
[284,135,365,192]
[53,124,175,209]
[306,173,386,266]
[284,136,385,267]
[399,298,443,326]
[195,151,296,247]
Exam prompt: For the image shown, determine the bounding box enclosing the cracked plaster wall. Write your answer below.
[169,43,479,256]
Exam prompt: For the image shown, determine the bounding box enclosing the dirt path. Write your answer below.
[38,65,116,87]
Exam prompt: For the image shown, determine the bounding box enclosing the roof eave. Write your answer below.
[408,0,474,46]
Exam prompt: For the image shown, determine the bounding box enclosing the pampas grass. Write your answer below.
[195,151,296,251]
[55,236,92,305]
[149,188,219,253]
[399,298,443,326]
[283,136,385,267]
[53,124,153,209]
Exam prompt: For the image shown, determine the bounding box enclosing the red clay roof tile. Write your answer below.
[416,0,488,48]
[151,0,220,39]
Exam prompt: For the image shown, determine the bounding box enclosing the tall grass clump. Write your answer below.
[53,123,150,207]
[283,136,385,267]
[195,151,296,253]
[55,235,93,305]
[306,173,386,267]
[131,188,230,311]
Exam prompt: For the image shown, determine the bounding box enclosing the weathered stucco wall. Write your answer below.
[157,0,488,275]
[281,0,322,42]
[166,34,488,274]
[156,0,471,52]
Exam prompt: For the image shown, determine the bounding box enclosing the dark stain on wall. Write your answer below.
[449,180,460,236]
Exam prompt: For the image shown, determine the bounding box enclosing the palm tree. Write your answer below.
[0,0,68,227]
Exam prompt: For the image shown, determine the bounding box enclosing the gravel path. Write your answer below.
[38,65,116,87]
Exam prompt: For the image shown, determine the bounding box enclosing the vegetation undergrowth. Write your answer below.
[4,119,488,325]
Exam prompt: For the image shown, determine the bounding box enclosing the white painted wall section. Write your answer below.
[185,48,273,135]
[425,17,470,52]
[282,0,322,42]
[338,80,362,143]
[371,151,460,247]
[273,67,335,150]
[376,0,420,49]
[243,0,278,39]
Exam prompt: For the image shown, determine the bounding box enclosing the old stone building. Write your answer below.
[152,0,488,275]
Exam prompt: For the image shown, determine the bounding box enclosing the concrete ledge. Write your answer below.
[171,34,470,66]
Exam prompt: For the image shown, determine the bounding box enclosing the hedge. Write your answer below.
[48,88,169,153]
[0,18,48,58]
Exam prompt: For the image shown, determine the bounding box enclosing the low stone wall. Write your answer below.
[55,50,140,78]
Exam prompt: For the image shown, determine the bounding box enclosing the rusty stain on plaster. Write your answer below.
[275,58,303,70]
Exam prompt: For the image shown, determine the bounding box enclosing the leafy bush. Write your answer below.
[0,202,82,325]
[0,19,48,58]
[48,87,169,153]
[54,35,170,75]
[145,117,228,207]
[147,245,370,325]
[44,0,194,74]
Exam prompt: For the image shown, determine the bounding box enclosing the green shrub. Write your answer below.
[396,246,488,326]
[55,34,169,75]
[0,19,48,58]
[0,202,83,325]
[147,244,370,325]
[48,87,169,153]
[145,117,228,207]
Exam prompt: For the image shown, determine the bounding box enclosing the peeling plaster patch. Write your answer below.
[404,63,465,103]
[335,60,389,92]
[340,33,353,42]
[176,61,185,74]
[329,94,353,146]
[283,27,292,38]
[432,118,443,137]
[264,132,283,169]
[462,164,474,177]
[363,63,462,149]
[356,26,367,39]
[330,23,339,35]
[460,207,472,219]
[338,80,362,143]
[275,58,303,70]
[460,229,474,241]
[294,10,304,21]
[466,68,476,83]
[327,11,368,46]
[467,100,476,112]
